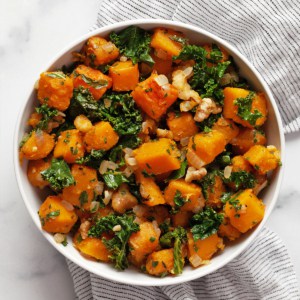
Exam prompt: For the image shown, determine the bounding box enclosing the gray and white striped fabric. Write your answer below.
[68,1,300,299]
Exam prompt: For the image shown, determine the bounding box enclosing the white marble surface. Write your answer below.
[0,1,299,299]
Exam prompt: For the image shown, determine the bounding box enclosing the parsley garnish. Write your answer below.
[224,170,256,190]
[35,104,59,131]
[102,172,129,190]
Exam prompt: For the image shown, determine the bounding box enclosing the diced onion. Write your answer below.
[154,74,169,86]
[189,253,203,267]
[183,66,193,77]
[103,190,113,205]
[180,137,190,147]
[152,220,161,237]
[102,42,114,52]
[223,166,233,179]
[94,181,104,195]
[113,225,122,232]
[90,201,100,213]
[123,147,133,156]
[186,149,205,169]
[61,200,74,211]
[119,56,128,62]
[99,160,118,174]
[54,233,66,244]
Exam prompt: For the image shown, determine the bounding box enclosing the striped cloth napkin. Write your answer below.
[68,0,300,299]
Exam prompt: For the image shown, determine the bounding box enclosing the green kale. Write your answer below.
[224,170,256,190]
[80,74,108,89]
[35,104,59,131]
[159,227,187,275]
[174,190,188,208]
[196,113,221,132]
[167,160,188,181]
[234,91,262,126]
[199,170,222,200]
[98,92,142,136]
[76,149,106,169]
[215,150,232,167]
[221,191,243,211]
[102,172,129,190]
[41,158,75,191]
[110,26,154,65]
[46,72,66,79]
[190,207,224,240]
[88,214,140,270]
[208,44,223,63]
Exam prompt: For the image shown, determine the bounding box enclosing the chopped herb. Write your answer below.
[146,163,152,169]
[224,170,256,190]
[46,210,60,219]
[79,191,88,207]
[76,149,106,169]
[76,234,83,244]
[167,160,188,181]
[174,190,188,208]
[196,113,221,132]
[80,74,108,89]
[102,172,129,190]
[221,191,243,211]
[169,35,188,45]
[62,238,68,247]
[35,104,59,131]
[149,237,156,243]
[152,261,159,268]
[46,72,66,79]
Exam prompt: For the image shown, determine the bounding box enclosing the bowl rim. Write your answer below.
[14,18,285,286]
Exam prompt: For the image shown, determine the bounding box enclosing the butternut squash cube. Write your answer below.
[172,211,193,228]
[231,128,267,154]
[150,28,184,58]
[109,60,139,91]
[62,164,99,211]
[231,155,253,173]
[136,171,165,206]
[146,249,174,276]
[187,232,224,267]
[164,179,204,213]
[218,217,241,241]
[152,54,173,75]
[27,158,51,189]
[54,129,85,164]
[38,72,73,111]
[167,112,198,141]
[205,175,226,209]
[224,189,265,233]
[131,73,178,120]
[244,145,280,174]
[20,130,55,160]
[72,65,112,100]
[73,233,110,262]
[187,130,226,167]
[133,138,180,175]
[83,36,119,66]
[38,195,78,233]
[212,117,239,143]
[83,121,119,152]
[223,87,267,128]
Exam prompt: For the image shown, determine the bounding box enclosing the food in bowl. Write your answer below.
[19,25,281,277]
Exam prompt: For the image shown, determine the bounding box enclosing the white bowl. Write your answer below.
[14,19,285,286]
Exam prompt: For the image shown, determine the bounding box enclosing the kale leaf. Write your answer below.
[102,172,129,190]
[88,214,140,270]
[110,26,154,65]
[76,149,106,169]
[190,207,224,240]
[167,160,188,181]
[224,170,257,190]
[234,91,262,126]
[160,227,187,275]
[35,104,59,130]
[41,158,75,191]
[199,170,222,200]
[196,113,221,133]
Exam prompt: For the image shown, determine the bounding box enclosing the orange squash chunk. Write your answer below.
[244,145,280,174]
[27,112,42,128]
[128,222,160,267]
[38,195,78,233]
[20,130,55,160]
[231,128,267,154]
[146,249,174,276]
[133,205,169,225]
[231,155,253,173]
[133,138,180,175]
[164,179,204,213]
[72,65,112,100]
[205,175,226,209]
[172,210,193,228]
[54,129,85,163]
[187,130,226,167]
[109,60,139,91]
[73,233,110,262]
[131,73,178,120]
[27,158,51,189]
[212,117,239,143]
[83,121,119,152]
[167,112,198,141]
[38,72,73,111]
[218,217,241,241]
[83,36,119,66]
[62,164,99,211]
[187,232,224,266]
[152,54,173,75]
[150,28,184,58]
[136,171,165,206]
[224,189,265,233]
[223,87,267,128]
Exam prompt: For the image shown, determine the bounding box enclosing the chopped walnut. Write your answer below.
[185,166,207,183]
[79,220,91,240]
[142,118,157,135]
[156,128,173,139]
[194,98,222,122]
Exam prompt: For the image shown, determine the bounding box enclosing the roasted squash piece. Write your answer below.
[62,164,99,211]
[231,155,253,173]
[231,128,267,154]
[27,158,51,188]
[146,249,174,276]
[38,195,78,233]
[133,205,170,225]
[204,174,226,209]
[223,87,267,128]
[128,222,160,267]
[150,28,184,58]
[72,64,112,100]
[135,171,165,206]
[164,179,204,213]
[54,129,85,164]
[83,36,119,66]
[187,130,226,168]
[73,232,111,262]
[109,60,139,91]
[38,72,73,111]
[244,145,280,174]
[172,210,193,228]
[187,232,224,267]
[224,189,265,233]
[218,217,241,241]
[20,130,55,160]
[152,53,173,75]
[167,112,198,141]
[131,73,178,120]
[83,121,119,152]
[212,117,239,143]
[133,138,181,175]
